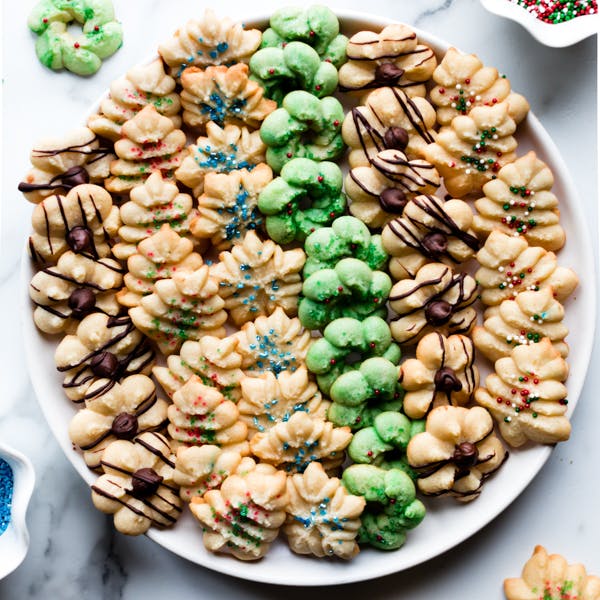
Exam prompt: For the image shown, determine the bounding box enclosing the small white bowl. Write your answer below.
[0,443,35,580]
[480,0,598,47]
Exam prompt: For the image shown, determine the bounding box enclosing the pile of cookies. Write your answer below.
[21,5,579,562]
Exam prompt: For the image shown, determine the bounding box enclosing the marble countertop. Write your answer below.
[1,1,597,598]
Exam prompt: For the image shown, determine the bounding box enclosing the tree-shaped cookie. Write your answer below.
[29,183,120,264]
[381,194,480,279]
[342,464,426,549]
[167,375,249,454]
[423,103,518,198]
[91,432,182,535]
[339,24,437,96]
[342,86,436,168]
[473,151,566,251]
[158,9,261,77]
[504,545,600,600]
[30,251,123,334]
[475,230,578,306]
[189,461,288,560]
[68,374,168,469]
[475,339,571,447]
[473,287,569,362]
[344,150,440,228]
[210,230,305,327]
[238,367,329,437]
[55,313,155,403]
[430,47,529,126]
[180,64,276,130]
[18,127,113,204]
[407,405,508,501]
[113,172,197,260]
[190,163,272,250]
[250,411,352,474]
[389,262,478,344]
[88,59,181,142]
[284,461,366,559]
[175,122,266,197]
[105,105,187,193]
[400,333,479,419]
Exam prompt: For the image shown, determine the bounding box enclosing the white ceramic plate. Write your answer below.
[21,10,597,586]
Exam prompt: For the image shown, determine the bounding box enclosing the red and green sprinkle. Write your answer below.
[507,0,596,24]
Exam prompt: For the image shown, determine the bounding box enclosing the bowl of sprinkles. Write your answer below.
[480,0,598,46]
[0,443,35,579]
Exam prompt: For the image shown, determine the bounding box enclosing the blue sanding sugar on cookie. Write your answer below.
[0,458,14,535]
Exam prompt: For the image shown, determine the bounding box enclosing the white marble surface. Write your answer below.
[0,0,597,598]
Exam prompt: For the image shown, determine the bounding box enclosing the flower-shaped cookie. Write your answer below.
[118,224,203,308]
[475,339,571,447]
[400,333,479,419]
[261,5,348,68]
[342,464,426,549]
[112,172,197,260]
[389,263,478,344]
[504,546,600,600]
[18,127,113,204]
[191,163,272,250]
[173,445,255,502]
[430,47,529,126]
[473,287,569,363]
[473,151,566,251]
[68,374,168,469]
[30,251,123,335]
[158,9,262,76]
[284,461,366,560]
[175,122,266,197]
[260,91,345,173]
[88,59,182,142]
[475,231,579,306]
[105,105,187,193]
[345,150,440,228]
[342,86,436,168]
[189,461,288,560]
[180,64,276,130]
[250,41,339,104]
[55,313,155,403]
[91,432,182,535]
[210,230,305,327]
[167,375,249,453]
[339,24,437,96]
[129,265,228,355]
[250,411,352,474]
[406,405,508,501]
[381,194,480,279]
[238,367,329,436]
[423,103,518,198]
[258,158,346,244]
[29,183,120,264]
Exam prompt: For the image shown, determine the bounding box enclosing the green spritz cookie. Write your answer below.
[257,158,346,244]
[303,215,387,278]
[28,0,123,76]
[250,41,339,105]
[261,5,348,68]
[342,464,426,550]
[259,90,345,173]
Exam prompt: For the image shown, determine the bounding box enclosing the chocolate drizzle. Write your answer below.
[19,165,90,193]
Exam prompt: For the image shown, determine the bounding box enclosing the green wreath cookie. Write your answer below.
[250,41,339,105]
[28,0,123,76]
[342,464,426,550]
[259,91,345,173]
[261,5,348,68]
[257,158,346,244]
[299,257,392,331]
[303,215,387,278]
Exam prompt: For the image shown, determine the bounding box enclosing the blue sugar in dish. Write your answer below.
[0,458,14,535]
